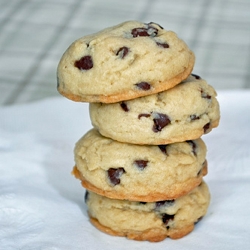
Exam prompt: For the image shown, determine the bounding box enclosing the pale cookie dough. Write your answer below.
[85,181,210,242]
[73,129,207,202]
[57,20,195,103]
[90,74,220,145]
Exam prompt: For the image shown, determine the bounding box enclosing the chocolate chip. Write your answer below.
[191,73,201,80]
[107,168,125,185]
[74,55,93,70]
[131,27,148,37]
[148,22,164,29]
[134,160,148,170]
[197,168,202,176]
[187,140,197,156]
[138,113,151,119]
[84,190,89,203]
[158,145,168,155]
[162,213,174,225]
[139,201,147,205]
[120,102,129,112]
[190,114,200,121]
[156,42,169,48]
[131,25,158,37]
[135,82,151,90]
[194,216,203,225]
[116,46,129,58]
[201,90,211,99]
[152,113,171,132]
[147,26,158,36]
[203,122,210,133]
[156,200,175,208]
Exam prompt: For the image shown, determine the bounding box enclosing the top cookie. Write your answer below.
[57,21,195,103]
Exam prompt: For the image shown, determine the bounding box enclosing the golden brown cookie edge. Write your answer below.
[89,215,195,242]
[72,164,207,202]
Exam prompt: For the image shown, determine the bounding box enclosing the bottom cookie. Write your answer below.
[85,181,210,242]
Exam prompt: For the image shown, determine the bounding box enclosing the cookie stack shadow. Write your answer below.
[57,21,220,242]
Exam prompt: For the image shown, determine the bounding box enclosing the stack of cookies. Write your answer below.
[57,21,220,242]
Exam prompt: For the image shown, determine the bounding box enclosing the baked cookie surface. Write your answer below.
[90,74,220,145]
[73,129,207,201]
[85,181,210,242]
[57,20,195,103]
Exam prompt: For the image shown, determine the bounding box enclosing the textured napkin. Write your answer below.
[1,91,250,250]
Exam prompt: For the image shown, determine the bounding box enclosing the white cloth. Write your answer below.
[0,91,250,250]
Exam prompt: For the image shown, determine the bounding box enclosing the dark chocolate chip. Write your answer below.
[203,122,210,133]
[120,102,129,112]
[116,46,129,58]
[131,25,158,37]
[74,55,93,70]
[201,90,211,99]
[84,190,89,203]
[148,22,164,29]
[156,200,175,208]
[194,216,203,225]
[131,27,149,37]
[158,145,168,155]
[156,42,169,48]
[147,25,158,36]
[197,168,202,176]
[187,140,197,156]
[138,113,151,119]
[134,160,148,170]
[152,113,171,132]
[107,168,125,185]
[135,82,151,90]
[139,201,147,205]
[162,213,174,225]
[190,114,200,121]
[191,73,201,80]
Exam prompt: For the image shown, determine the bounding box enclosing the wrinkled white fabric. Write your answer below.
[0,91,250,250]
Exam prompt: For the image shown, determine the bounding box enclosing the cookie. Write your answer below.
[90,74,220,145]
[85,180,210,242]
[72,129,208,202]
[57,21,195,103]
